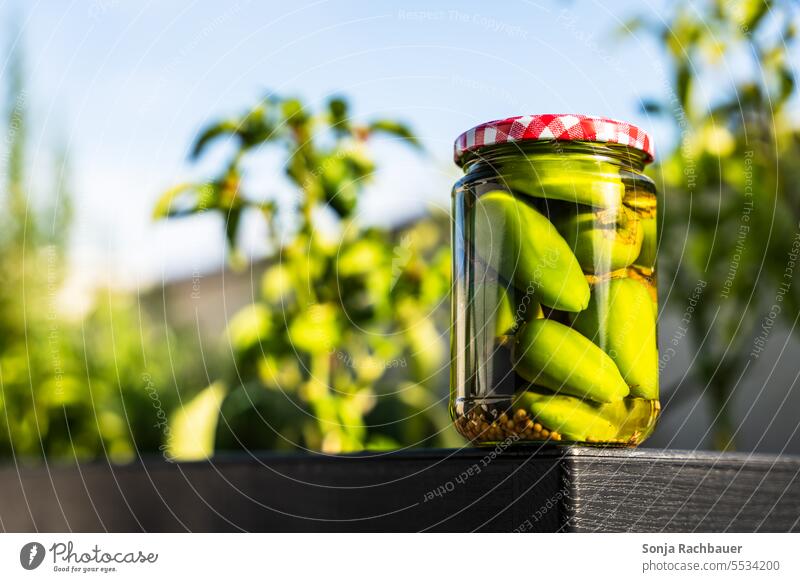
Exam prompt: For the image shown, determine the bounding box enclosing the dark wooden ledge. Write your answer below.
[1,448,798,532]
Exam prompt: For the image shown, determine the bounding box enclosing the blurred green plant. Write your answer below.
[625,0,800,449]
[0,39,206,462]
[156,95,457,455]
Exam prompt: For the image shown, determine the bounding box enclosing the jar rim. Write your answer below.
[454,114,655,167]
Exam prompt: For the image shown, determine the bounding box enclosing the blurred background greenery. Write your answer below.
[636,0,800,450]
[153,94,458,456]
[1,0,799,461]
[0,42,211,461]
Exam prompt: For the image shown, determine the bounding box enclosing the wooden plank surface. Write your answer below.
[562,449,800,532]
[0,448,797,532]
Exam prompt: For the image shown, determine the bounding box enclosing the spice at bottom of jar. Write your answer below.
[454,395,659,446]
[455,406,562,443]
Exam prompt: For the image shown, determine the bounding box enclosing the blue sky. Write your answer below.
[5,0,673,287]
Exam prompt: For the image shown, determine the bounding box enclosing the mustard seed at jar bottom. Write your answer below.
[450,114,660,446]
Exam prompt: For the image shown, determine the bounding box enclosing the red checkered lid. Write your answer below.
[454,114,654,165]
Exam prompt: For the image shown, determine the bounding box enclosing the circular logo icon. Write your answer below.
[19,542,46,570]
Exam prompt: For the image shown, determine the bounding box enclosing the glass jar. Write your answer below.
[450,114,659,446]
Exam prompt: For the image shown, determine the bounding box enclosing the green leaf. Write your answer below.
[226,303,272,351]
[191,119,239,160]
[224,206,243,251]
[337,239,387,277]
[288,303,341,353]
[319,152,371,217]
[40,376,84,406]
[328,96,349,133]
[778,66,795,104]
[367,119,422,148]
[676,63,691,111]
[282,98,310,129]
[261,264,295,305]
[152,183,216,219]
[167,382,227,460]
[239,103,280,149]
[741,0,770,31]
[342,148,375,176]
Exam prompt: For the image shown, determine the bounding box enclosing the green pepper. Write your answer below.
[625,190,657,271]
[513,389,622,441]
[499,157,625,208]
[495,284,543,339]
[626,267,658,316]
[495,284,517,337]
[555,205,643,274]
[512,319,629,403]
[473,191,590,312]
[571,278,659,399]
[634,213,657,271]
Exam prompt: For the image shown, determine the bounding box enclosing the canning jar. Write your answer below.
[450,114,659,446]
